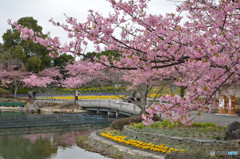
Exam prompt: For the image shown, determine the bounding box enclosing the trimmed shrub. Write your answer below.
[110,116,142,130]
[191,122,217,128]
[152,115,162,122]
[0,88,10,97]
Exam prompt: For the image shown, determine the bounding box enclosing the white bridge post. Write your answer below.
[97,108,99,114]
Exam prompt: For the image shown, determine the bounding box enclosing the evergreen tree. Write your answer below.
[2,17,52,72]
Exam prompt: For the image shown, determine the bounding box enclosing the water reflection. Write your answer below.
[0,112,112,159]
[0,135,58,159]
[51,145,108,159]
[0,125,110,159]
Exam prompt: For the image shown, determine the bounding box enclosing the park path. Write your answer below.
[188,111,239,126]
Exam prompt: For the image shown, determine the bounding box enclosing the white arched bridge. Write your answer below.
[35,98,159,116]
[77,99,141,117]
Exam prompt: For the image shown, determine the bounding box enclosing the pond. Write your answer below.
[0,112,115,159]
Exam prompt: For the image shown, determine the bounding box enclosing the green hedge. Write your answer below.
[6,86,126,95]
[77,86,126,93]
[54,87,126,94]
[7,88,30,94]
[0,88,10,96]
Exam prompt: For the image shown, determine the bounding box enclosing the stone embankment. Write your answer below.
[0,106,24,112]
[0,100,87,113]
[26,101,87,113]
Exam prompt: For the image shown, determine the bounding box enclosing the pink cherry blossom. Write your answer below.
[8,0,240,125]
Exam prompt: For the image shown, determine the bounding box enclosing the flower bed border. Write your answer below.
[123,125,240,152]
[92,130,165,159]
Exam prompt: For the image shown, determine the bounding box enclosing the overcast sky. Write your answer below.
[0,0,179,52]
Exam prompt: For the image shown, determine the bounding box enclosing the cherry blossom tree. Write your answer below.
[63,60,174,114]
[0,60,30,97]
[22,67,62,100]
[23,67,62,88]
[62,60,108,103]
[62,61,107,88]
[8,0,240,125]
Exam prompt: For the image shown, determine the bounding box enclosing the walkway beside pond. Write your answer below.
[188,111,239,126]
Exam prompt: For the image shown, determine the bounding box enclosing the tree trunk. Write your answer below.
[180,86,186,98]
[14,86,18,98]
[74,89,77,105]
[140,106,146,115]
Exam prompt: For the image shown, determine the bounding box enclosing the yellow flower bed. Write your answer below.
[101,133,184,154]
[148,94,161,98]
[39,95,126,100]
[39,94,164,100]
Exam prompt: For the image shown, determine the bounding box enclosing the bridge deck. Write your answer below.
[78,99,141,116]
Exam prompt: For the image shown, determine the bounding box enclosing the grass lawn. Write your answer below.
[128,120,227,141]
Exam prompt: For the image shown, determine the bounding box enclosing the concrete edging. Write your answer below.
[123,125,228,144]
[123,125,240,150]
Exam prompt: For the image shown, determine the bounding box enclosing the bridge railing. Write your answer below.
[36,97,165,115]
[78,98,141,115]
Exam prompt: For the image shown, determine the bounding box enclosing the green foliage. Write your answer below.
[53,53,74,79]
[0,45,11,60]
[52,87,123,94]
[26,56,42,73]
[101,130,107,134]
[41,54,52,68]
[0,88,10,96]
[14,88,29,94]
[224,135,227,140]
[150,122,162,129]
[191,122,217,128]
[136,120,183,129]
[77,86,126,93]
[2,17,53,72]
[161,120,173,128]
[53,53,74,67]
[17,17,43,32]
[149,85,188,97]
[39,87,126,94]
[215,136,221,140]
[83,50,121,62]
[11,46,26,62]
[136,123,145,129]
[129,119,226,140]
[7,87,29,94]
[135,120,220,130]
[154,120,182,128]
